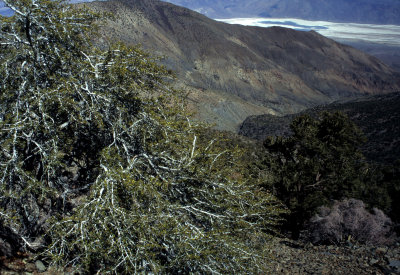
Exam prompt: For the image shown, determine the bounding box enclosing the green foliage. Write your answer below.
[239,93,400,164]
[0,0,284,273]
[361,162,400,225]
[262,111,367,237]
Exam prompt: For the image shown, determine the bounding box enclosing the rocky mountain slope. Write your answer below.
[338,41,400,73]
[165,0,400,73]
[239,93,400,163]
[164,0,400,24]
[85,0,400,131]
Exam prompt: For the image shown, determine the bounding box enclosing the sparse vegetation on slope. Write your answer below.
[86,0,400,131]
[239,93,400,164]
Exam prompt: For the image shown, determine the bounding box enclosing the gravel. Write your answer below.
[1,238,399,274]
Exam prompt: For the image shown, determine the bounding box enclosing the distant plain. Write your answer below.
[218,17,400,70]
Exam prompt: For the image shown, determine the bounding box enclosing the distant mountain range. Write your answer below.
[83,0,400,131]
[164,0,400,25]
[3,1,400,25]
[239,93,400,164]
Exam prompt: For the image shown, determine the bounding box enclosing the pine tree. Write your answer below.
[0,1,283,273]
[262,111,366,238]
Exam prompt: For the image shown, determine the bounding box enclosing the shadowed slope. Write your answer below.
[239,93,400,163]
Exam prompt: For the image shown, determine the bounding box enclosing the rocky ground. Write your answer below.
[1,238,399,274]
[269,238,400,274]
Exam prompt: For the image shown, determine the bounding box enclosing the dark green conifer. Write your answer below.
[262,111,367,238]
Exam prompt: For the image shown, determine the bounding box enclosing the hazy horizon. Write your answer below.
[1,1,399,48]
[218,17,400,47]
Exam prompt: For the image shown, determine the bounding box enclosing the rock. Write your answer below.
[369,258,379,265]
[388,259,400,272]
[25,262,37,272]
[25,196,40,223]
[376,247,387,255]
[346,240,354,248]
[389,260,400,267]
[35,260,46,272]
[2,258,26,272]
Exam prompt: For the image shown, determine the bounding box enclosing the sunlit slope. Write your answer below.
[86,0,400,130]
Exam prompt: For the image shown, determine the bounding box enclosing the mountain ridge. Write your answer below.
[85,0,400,130]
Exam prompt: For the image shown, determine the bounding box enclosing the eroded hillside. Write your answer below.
[85,0,400,131]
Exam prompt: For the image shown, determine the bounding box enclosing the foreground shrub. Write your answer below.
[308,199,395,245]
[0,0,285,273]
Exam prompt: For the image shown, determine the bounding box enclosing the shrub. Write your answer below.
[308,199,395,245]
[0,0,284,273]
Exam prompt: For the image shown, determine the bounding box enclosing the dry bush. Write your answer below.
[308,198,395,245]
